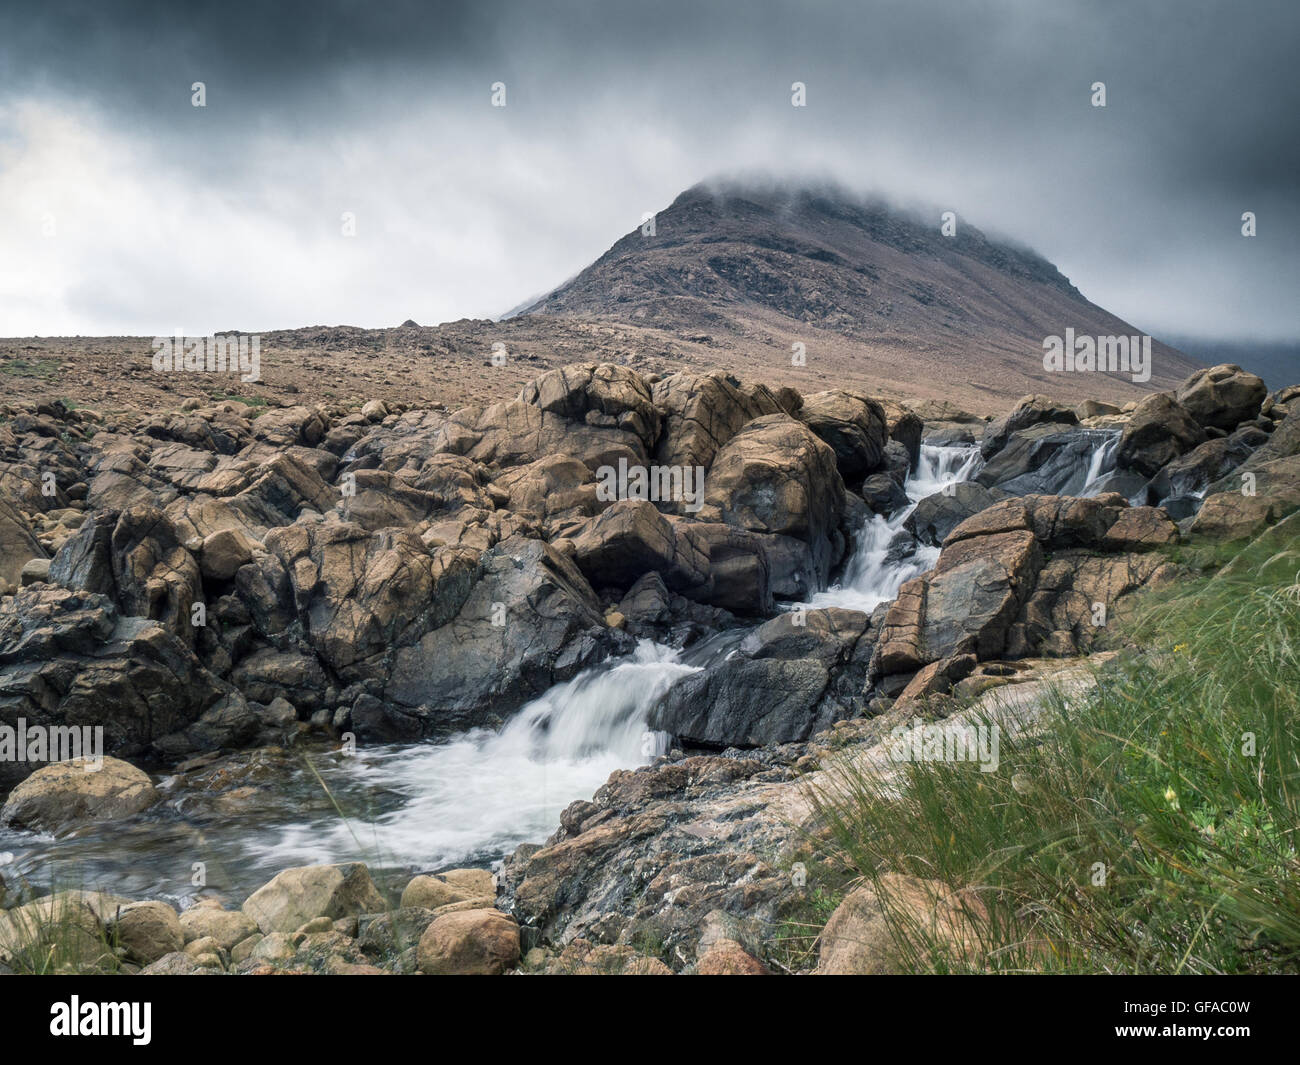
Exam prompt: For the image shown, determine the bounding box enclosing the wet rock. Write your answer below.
[981,394,1077,458]
[880,401,923,471]
[859,471,910,515]
[905,482,1005,546]
[382,536,626,730]
[976,425,1114,496]
[0,756,159,833]
[651,608,872,747]
[1144,430,1261,502]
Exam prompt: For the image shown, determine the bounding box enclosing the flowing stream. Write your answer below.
[0,438,1120,904]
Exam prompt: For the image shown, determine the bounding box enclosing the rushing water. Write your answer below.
[805,443,983,612]
[0,643,698,903]
[0,435,1122,903]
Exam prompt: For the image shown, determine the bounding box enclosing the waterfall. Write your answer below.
[257,641,700,871]
[806,443,982,613]
[1079,431,1122,497]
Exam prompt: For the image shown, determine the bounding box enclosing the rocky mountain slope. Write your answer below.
[1,182,1206,418]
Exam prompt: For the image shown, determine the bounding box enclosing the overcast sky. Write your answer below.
[0,0,1296,341]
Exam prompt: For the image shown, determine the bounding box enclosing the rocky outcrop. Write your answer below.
[1175,363,1267,431]
[816,874,988,975]
[798,389,888,482]
[0,585,240,790]
[872,494,1179,681]
[0,499,45,593]
[702,414,847,590]
[1117,392,1206,477]
[981,394,1077,458]
[650,608,873,747]
[379,536,627,731]
[242,863,387,934]
[416,909,520,975]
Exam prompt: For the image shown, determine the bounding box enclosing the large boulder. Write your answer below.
[381,536,625,731]
[652,371,782,472]
[109,901,185,965]
[519,363,661,450]
[650,608,872,746]
[1191,454,1300,541]
[981,395,1077,458]
[880,400,923,471]
[873,529,1042,675]
[416,908,520,975]
[0,756,159,833]
[178,901,259,951]
[1175,363,1267,431]
[1144,429,1262,503]
[1117,393,1206,478]
[875,493,1179,678]
[50,504,205,646]
[798,390,889,481]
[816,875,988,975]
[255,519,479,674]
[702,414,846,589]
[905,482,1005,547]
[109,504,204,644]
[568,500,708,594]
[242,862,387,934]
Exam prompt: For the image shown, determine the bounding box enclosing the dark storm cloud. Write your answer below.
[0,0,1295,339]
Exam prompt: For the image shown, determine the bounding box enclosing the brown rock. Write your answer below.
[416,908,520,975]
[0,756,159,833]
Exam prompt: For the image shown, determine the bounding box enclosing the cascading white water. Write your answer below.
[254,641,699,872]
[0,641,700,899]
[1079,431,1121,497]
[806,442,982,612]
